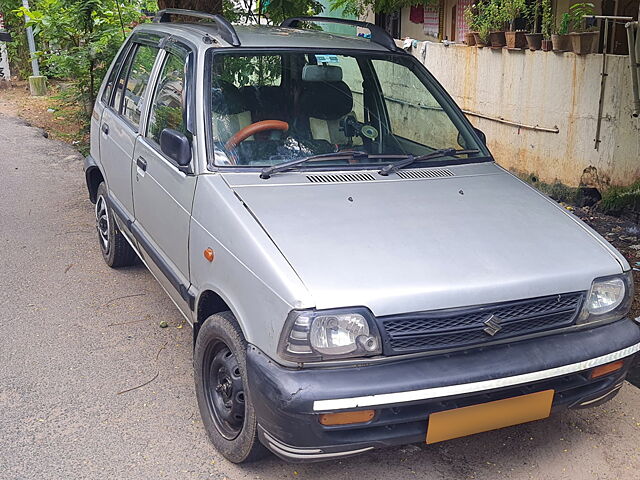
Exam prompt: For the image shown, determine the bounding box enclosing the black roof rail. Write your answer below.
[280,16,400,52]
[153,9,240,47]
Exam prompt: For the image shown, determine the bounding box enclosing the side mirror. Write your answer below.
[473,127,487,145]
[160,128,191,168]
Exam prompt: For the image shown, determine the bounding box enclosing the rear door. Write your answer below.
[131,41,196,316]
[99,38,161,225]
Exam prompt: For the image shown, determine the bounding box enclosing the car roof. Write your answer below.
[136,22,391,52]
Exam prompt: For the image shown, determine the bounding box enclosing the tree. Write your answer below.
[157,0,223,15]
[329,0,436,17]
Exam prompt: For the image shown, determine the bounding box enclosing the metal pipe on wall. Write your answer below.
[626,22,639,118]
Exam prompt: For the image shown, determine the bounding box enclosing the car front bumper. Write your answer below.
[246,318,640,462]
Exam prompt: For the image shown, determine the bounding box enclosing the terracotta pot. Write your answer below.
[569,31,599,55]
[465,32,477,46]
[506,31,527,49]
[525,33,543,51]
[473,32,486,47]
[489,31,506,48]
[541,39,553,51]
[551,33,571,52]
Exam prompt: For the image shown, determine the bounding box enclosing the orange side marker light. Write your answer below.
[319,410,376,426]
[590,360,624,379]
[204,248,215,262]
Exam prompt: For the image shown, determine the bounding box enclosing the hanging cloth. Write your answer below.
[409,5,425,24]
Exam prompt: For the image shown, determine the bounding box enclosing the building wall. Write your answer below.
[411,42,640,187]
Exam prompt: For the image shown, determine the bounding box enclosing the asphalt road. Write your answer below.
[2,112,640,480]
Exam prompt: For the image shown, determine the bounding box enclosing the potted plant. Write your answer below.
[503,0,527,49]
[525,0,543,50]
[551,13,572,51]
[486,0,507,48]
[463,4,478,46]
[470,2,491,47]
[568,2,598,54]
[541,0,554,51]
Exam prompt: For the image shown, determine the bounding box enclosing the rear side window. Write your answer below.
[101,43,131,105]
[120,44,159,129]
[147,52,187,144]
[112,48,135,112]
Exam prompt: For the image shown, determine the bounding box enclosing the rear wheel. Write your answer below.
[95,182,137,268]
[194,311,267,463]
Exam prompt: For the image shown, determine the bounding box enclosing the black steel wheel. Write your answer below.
[194,311,267,463]
[204,343,245,440]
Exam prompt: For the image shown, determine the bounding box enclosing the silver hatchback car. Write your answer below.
[85,9,640,463]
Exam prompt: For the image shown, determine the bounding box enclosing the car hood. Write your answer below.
[224,164,625,316]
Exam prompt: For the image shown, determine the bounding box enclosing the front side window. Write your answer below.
[120,44,159,129]
[207,51,486,169]
[147,52,187,144]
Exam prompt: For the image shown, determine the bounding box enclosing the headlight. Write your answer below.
[278,308,382,362]
[577,271,634,326]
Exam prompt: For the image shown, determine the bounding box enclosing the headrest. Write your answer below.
[299,81,353,120]
[211,81,247,115]
[302,64,343,83]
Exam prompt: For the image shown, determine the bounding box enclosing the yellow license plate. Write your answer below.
[426,389,554,444]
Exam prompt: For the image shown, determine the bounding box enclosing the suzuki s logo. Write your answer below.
[483,314,502,336]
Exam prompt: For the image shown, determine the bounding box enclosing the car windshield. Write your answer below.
[206,50,488,169]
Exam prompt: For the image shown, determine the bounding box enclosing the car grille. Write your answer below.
[379,292,585,355]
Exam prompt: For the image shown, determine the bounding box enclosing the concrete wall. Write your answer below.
[412,42,640,187]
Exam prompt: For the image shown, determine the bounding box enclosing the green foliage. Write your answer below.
[524,0,541,33]
[14,0,155,115]
[219,54,281,87]
[599,181,640,216]
[463,4,479,32]
[329,0,436,17]
[481,0,507,34]
[464,1,504,42]
[258,0,323,24]
[0,0,32,78]
[502,0,526,31]
[520,173,579,204]
[557,12,570,35]
[568,2,594,33]
[541,0,553,38]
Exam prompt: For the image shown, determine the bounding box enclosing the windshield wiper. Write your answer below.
[260,150,370,179]
[378,148,480,176]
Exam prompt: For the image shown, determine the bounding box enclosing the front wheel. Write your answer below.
[194,311,267,463]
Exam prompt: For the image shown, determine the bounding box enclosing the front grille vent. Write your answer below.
[395,168,454,180]
[306,172,376,183]
[379,292,585,355]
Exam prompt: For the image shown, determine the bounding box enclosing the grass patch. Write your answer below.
[599,181,640,216]
[518,173,579,204]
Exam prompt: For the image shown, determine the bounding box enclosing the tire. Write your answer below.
[194,311,268,463]
[95,182,138,268]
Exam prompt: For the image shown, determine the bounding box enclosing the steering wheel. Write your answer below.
[225,120,289,151]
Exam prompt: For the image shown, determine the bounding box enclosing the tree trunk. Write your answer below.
[157,0,223,15]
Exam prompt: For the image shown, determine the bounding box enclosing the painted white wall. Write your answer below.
[411,42,640,187]
[0,42,10,81]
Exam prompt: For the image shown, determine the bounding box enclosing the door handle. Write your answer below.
[136,157,147,172]
[101,123,109,135]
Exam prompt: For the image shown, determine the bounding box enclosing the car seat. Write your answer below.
[210,81,253,144]
[297,65,355,146]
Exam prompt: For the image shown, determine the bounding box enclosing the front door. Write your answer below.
[132,46,196,317]
[99,42,160,223]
